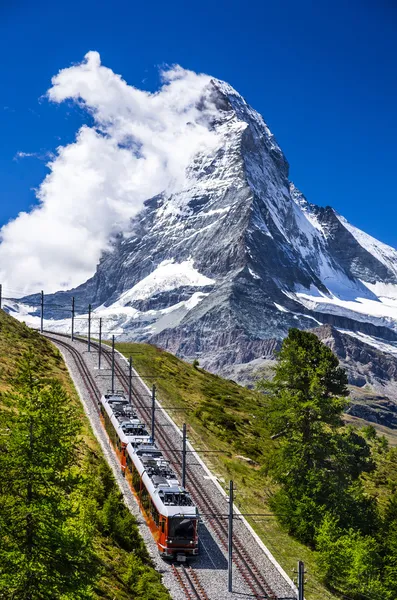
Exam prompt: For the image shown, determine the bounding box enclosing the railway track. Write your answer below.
[43,332,294,599]
[95,339,279,599]
[171,564,211,600]
[45,333,101,406]
[44,333,211,600]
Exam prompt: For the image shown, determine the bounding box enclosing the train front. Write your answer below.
[161,490,199,561]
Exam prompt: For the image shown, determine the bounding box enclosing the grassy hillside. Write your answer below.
[0,311,170,600]
[113,341,397,600]
[114,341,338,600]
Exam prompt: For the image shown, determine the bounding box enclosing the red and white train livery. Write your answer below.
[99,392,199,560]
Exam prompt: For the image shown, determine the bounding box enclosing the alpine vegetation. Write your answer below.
[0,312,170,600]
[259,330,397,599]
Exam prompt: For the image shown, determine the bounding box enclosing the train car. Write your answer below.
[99,392,199,560]
[125,443,198,560]
[99,392,151,474]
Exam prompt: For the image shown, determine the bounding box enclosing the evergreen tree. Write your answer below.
[258,328,375,543]
[0,352,96,599]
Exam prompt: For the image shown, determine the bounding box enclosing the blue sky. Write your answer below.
[1,0,396,247]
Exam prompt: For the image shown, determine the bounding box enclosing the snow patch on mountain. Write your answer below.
[337,329,397,357]
[108,259,215,308]
[337,214,397,279]
[288,282,397,331]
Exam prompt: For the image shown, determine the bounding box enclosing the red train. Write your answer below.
[99,392,199,560]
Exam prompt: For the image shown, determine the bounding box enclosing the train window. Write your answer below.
[161,520,165,533]
[132,467,141,491]
[150,501,159,526]
[168,518,195,540]
[141,485,150,512]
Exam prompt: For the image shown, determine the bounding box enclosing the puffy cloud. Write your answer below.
[0,52,219,295]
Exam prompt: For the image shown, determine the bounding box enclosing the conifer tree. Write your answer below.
[0,351,96,599]
[259,328,375,543]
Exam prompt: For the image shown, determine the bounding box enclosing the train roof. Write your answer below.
[127,442,197,518]
[100,393,197,518]
[100,392,151,445]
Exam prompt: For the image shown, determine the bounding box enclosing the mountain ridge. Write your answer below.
[6,77,397,399]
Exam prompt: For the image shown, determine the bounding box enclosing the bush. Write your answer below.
[316,516,386,599]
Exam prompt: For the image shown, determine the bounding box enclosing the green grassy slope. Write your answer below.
[115,341,339,600]
[0,311,170,600]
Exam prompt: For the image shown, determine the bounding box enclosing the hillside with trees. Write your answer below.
[114,336,397,600]
[0,311,170,600]
[259,329,397,599]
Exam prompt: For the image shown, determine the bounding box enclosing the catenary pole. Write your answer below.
[228,480,234,592]
[111,334,115,393]
[298,560,305,600]
[88,303,92,352]
[151,384,156,443]
[71,296,75,341]
[182,423,187,488]
[0,284,2,309]
[128,356,132,404]
[98,318,102,370]
[40,290,44,333]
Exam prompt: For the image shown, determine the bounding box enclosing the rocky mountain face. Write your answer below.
[314,326,397,428]
[9,77,397,413]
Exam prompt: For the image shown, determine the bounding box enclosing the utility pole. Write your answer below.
[228,480,234,593]
[151,384,156,443]
[128,356,132,404]
[111,334,115,394]
[182,423,187,488]
[40,290,44,333]
[87,303,92,352]
[298,560,305,600]
[71,296,75,341]
[98,318,102,370]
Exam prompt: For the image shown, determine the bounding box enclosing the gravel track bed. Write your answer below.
[45,333,297,600]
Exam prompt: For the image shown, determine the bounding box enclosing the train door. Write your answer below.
[120,441,127,475]
[159,516,167,551]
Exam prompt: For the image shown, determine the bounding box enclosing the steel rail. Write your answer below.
[44,333,101,407]
[171,564,210,600]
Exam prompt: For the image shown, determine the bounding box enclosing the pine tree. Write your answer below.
[258,328,375,543]
[0,352,96,599]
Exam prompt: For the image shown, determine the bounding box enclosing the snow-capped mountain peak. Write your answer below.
[9,77,397,376]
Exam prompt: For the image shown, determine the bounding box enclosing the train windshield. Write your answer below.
[168,517,196,540]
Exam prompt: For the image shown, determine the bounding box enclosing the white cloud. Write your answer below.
[0,52,219,296]
[14,151,37,160]
[14,150,55,161]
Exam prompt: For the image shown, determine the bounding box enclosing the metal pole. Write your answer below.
[88,304,92,352]
[0,284,2,309]
[40,290,44,333]
[71,296,75,341]
[228,480,234,593]
[128,356,132,404]
[98,318,102,370]
[298,560,304,600]
[151,384,156,443]
[111,335,115,393]
[182,423,187,488]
